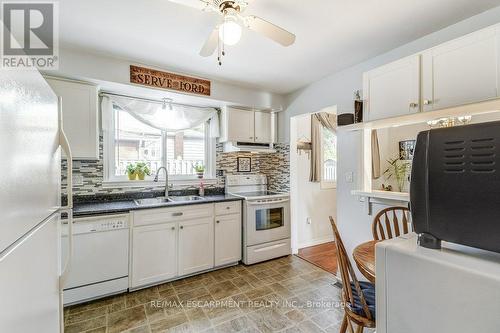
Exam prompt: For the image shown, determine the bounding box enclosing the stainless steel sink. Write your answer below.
[169,196,205,202]
[134,197,172,206]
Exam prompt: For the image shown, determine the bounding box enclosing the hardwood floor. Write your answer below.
[297,242,338,275]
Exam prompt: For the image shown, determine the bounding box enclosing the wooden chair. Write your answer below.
[329,217,376,333]
[372,206,412,241]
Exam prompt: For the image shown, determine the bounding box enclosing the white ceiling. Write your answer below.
[59,0,500,94]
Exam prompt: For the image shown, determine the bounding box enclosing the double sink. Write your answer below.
[134,196,205,206]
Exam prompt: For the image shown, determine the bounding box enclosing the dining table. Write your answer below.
[352,240,380,283]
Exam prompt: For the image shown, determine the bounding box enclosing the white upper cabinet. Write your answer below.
[363,24,500,121]
[220,107,275,143]
[45,77,99,160]
[226,108,255,142]
[422,26,500,112]
[363,55,421,121]
[254,111,273,143]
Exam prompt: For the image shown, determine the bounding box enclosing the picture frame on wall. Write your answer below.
[399,140,416,160]
[237,157,252,172]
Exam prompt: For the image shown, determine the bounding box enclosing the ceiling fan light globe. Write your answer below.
[219,20,242,46]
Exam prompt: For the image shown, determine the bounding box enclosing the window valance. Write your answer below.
[101,95,220,137]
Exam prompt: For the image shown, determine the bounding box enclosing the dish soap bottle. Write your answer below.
[198,180,205,197]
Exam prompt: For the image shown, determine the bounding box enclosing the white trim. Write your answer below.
[296,235,335,252]
[102,178,218,189]
[320,181,337,190]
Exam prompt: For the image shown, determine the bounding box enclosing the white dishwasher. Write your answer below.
[61,214,129,305]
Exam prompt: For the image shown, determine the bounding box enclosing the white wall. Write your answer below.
[281,6,500,269]
[290,113,336,252]
[45,47,286,110]
[280,6,500,142]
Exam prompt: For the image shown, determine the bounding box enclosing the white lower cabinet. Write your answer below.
[178,217,214,276]
[131,222,177,288]
[215,214,242,267]
[131,202,241,289]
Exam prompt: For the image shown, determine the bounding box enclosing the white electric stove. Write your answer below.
[226,175,291,264]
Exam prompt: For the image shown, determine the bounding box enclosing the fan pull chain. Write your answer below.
[217,29,222,66]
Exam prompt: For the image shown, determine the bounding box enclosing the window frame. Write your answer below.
[103,106,216,186]
[320,126,337,190]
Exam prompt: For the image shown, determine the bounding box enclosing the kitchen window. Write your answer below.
[321,125,337,189]
[104,106,215,183]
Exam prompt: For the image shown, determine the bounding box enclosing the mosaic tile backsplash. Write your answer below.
[62,137,290,198]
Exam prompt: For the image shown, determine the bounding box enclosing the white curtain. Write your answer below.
[101,95,220,137]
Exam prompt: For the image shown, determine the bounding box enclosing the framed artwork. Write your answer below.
[237,157,252,172]
[399,140,416,160]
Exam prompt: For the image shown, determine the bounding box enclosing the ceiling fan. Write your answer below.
[167,0,296,65]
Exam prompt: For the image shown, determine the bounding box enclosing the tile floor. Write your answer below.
[64,255,375,333]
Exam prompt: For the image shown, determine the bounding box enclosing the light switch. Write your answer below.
[345,172,354,183]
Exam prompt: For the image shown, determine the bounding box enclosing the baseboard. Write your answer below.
[297,235,335,249]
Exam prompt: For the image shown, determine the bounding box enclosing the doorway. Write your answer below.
[290,107,338,274]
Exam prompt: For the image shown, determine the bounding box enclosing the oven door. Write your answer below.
[244,198,290,246]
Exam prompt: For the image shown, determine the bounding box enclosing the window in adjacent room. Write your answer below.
[321,125,337,188]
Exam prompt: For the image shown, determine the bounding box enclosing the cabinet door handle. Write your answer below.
[249,137,253,139]
[172,212,183,217]
[226,207,231,210]
[409,102,419,108]
[180,225,184,229]
[171,226,175,230]
[423,99,432,105]
[216,220,220,224]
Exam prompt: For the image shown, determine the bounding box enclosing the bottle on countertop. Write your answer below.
[199,181,205,197]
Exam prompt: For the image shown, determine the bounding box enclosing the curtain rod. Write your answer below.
[99,91,219,110]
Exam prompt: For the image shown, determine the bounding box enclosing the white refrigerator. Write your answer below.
[376,233,500,333]
[0,67,73,332]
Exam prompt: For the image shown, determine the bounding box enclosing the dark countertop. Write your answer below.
[71,194,243,217]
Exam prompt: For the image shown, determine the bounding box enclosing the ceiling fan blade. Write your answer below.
[200,27,219,57]
[245,16,295,47]
[166,0,211,11]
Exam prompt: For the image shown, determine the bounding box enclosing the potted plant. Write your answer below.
[135,162,151,181]
[193,164,205,179]
[383,157,412,192]
[126,163,137,180]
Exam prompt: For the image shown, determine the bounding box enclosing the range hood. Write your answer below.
[222,141,276,153]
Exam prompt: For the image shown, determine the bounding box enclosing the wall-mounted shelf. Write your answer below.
[338,98,500,132]
[352,190,409,215]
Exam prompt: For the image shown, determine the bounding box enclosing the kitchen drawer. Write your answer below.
[244,238,291,265]
[133,204,213,227]
[215,201,241,216]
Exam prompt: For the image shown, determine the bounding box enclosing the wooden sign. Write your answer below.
[130,65,211,96]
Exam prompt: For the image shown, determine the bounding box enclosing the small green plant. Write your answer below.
[126,162,151,180]
[383,157,411,192]
[193,164,205,173]
[126,163,137,180]
[135,162,151,180]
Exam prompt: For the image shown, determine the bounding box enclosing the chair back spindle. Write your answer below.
[372,207,412,241]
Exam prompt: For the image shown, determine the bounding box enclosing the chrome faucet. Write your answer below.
[154,167,170,198]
